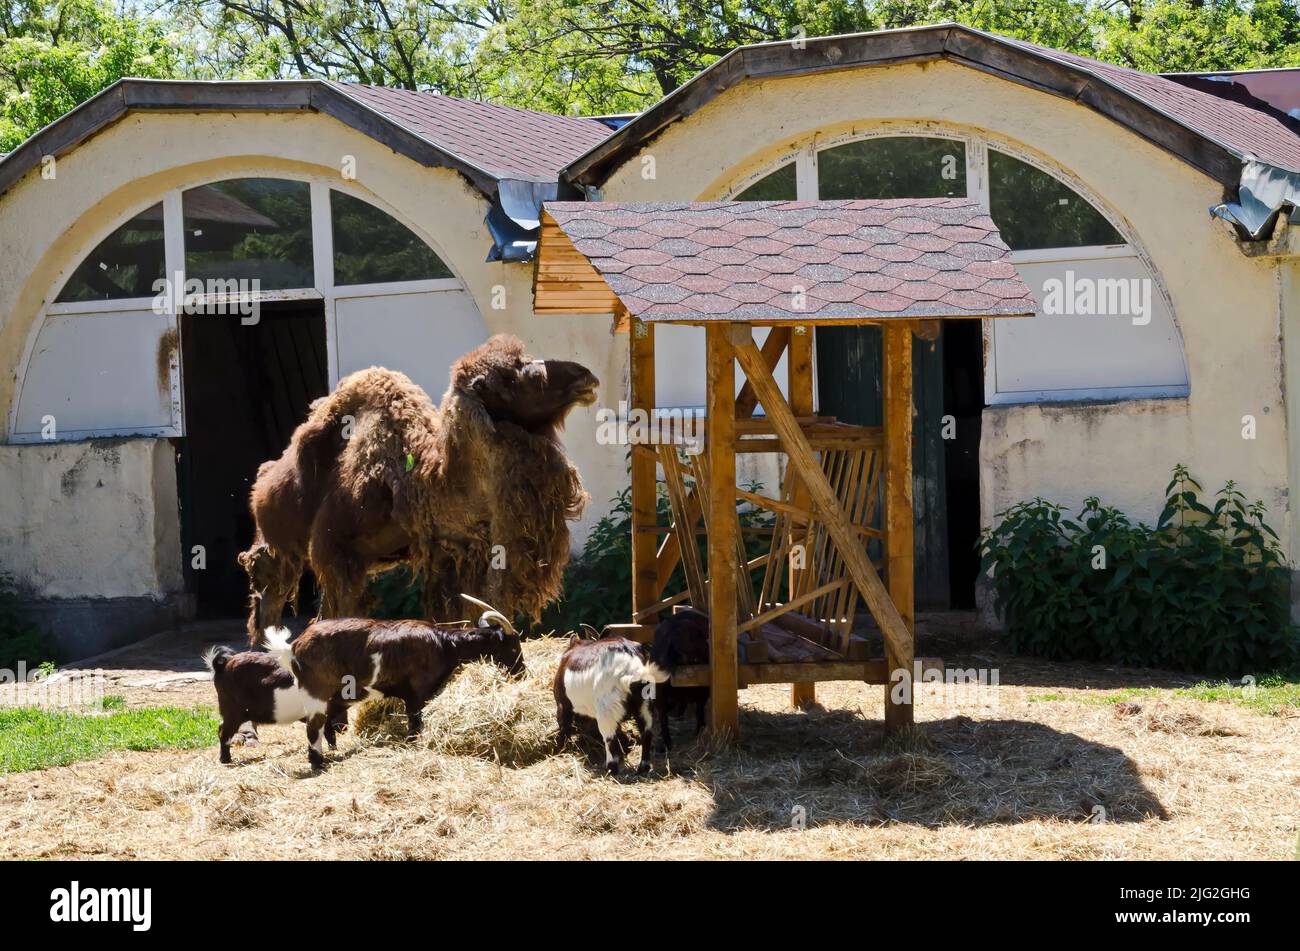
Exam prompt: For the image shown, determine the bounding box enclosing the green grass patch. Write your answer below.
[0,704,218,773]
[1027,674,1300,716]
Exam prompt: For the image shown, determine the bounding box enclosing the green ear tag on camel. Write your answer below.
[405,452,415,472]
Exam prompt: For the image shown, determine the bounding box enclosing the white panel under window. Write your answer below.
[655,325,789,409]
[990,253,1188,402]
[13,307,177,440]
[335,289,488,401]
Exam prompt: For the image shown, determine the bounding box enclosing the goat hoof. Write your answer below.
[308,751,326,771]
[606,762,620,776]
[636,761,650,776]
[219,751,232,765]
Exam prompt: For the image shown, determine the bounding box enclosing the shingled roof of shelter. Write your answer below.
[542,198,1036,321]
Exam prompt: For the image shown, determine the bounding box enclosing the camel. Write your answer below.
[238,334,597,642]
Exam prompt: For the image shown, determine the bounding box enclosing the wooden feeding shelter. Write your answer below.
[534,198,1035,738]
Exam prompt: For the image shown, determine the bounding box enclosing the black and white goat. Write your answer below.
[553,634,670,775]
[266,595,523,768]
[649,608,710,752]
[203,646,326,764]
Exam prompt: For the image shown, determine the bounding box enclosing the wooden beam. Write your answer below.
[788,324,817,711]
[706,323,739,740]
[882,323,916,732]
[629,315,659,623]
[729,325,914,694]
[735,326,790,418]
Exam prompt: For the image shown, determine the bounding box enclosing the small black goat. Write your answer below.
[203,647,330,764]
[650,608,711,752]
[267,595,523,768]
[553,633,669,775]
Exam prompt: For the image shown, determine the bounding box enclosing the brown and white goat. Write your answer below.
[649,608,710,752]
[553,634,669,775]
[267,595,524,768]
[203,647,333,764]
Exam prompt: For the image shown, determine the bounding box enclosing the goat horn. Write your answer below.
[580,623,600,640]
[460,594,516,637]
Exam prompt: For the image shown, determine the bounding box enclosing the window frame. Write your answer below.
[12,174,464,443]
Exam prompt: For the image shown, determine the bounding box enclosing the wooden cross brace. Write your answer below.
[728,323,915,683]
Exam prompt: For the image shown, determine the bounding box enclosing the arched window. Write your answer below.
[988,150,1123,251]
[819,136,966,199]
[983,147,1187,402]
[183,178,314,290]
[330,190,452,285]
[55,203,165,303]
[735,163,796,200]
[17,177,483,443]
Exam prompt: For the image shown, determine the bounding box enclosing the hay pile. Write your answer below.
[1,638,1296,860]
[352,637,566,766]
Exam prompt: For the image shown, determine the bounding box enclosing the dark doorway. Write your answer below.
[815,321,984,609]
[178,300,328,616]
[942,319,985,609]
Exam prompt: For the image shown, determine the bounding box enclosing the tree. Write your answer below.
[0,0,183,150]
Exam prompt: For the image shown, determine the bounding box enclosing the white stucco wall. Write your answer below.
[0,438,182,598]
[593,60,1291,550]
[0,110,631,600]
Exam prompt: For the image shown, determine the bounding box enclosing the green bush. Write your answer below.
[541,478,776,634]
[0,574,54,671]
[978,465,1299,674]
[366,565,423,621]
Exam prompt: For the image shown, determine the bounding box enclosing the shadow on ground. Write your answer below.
[660,706,1169,833]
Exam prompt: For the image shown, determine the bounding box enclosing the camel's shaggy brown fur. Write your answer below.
[239,335,596,642]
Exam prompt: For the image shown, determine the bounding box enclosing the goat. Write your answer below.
[203,646,334,764]
[266,594,523,768]
[649,608,711,752]
[553,634,669,775]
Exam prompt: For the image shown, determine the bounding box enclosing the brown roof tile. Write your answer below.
[544,198,1036,321]
[332,82,611,180]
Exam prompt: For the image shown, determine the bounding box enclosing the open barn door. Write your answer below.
[178,300,328,616]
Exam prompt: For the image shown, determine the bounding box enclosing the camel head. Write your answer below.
[452,334,599,434]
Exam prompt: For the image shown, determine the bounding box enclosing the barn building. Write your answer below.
[2,23,1299,658]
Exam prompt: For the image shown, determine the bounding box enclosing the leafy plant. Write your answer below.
[978,465,1299,674]
[0,574,54,671]
[365,565,423,621]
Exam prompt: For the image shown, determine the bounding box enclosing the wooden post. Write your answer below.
[882,323,915,733]
[629,311,658,622]
[787,326,817,710]
[706,322,739,740]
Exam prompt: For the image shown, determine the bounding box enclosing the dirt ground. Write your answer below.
[0,619,1296,860]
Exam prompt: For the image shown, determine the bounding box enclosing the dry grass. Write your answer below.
[0,636,1296,860]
